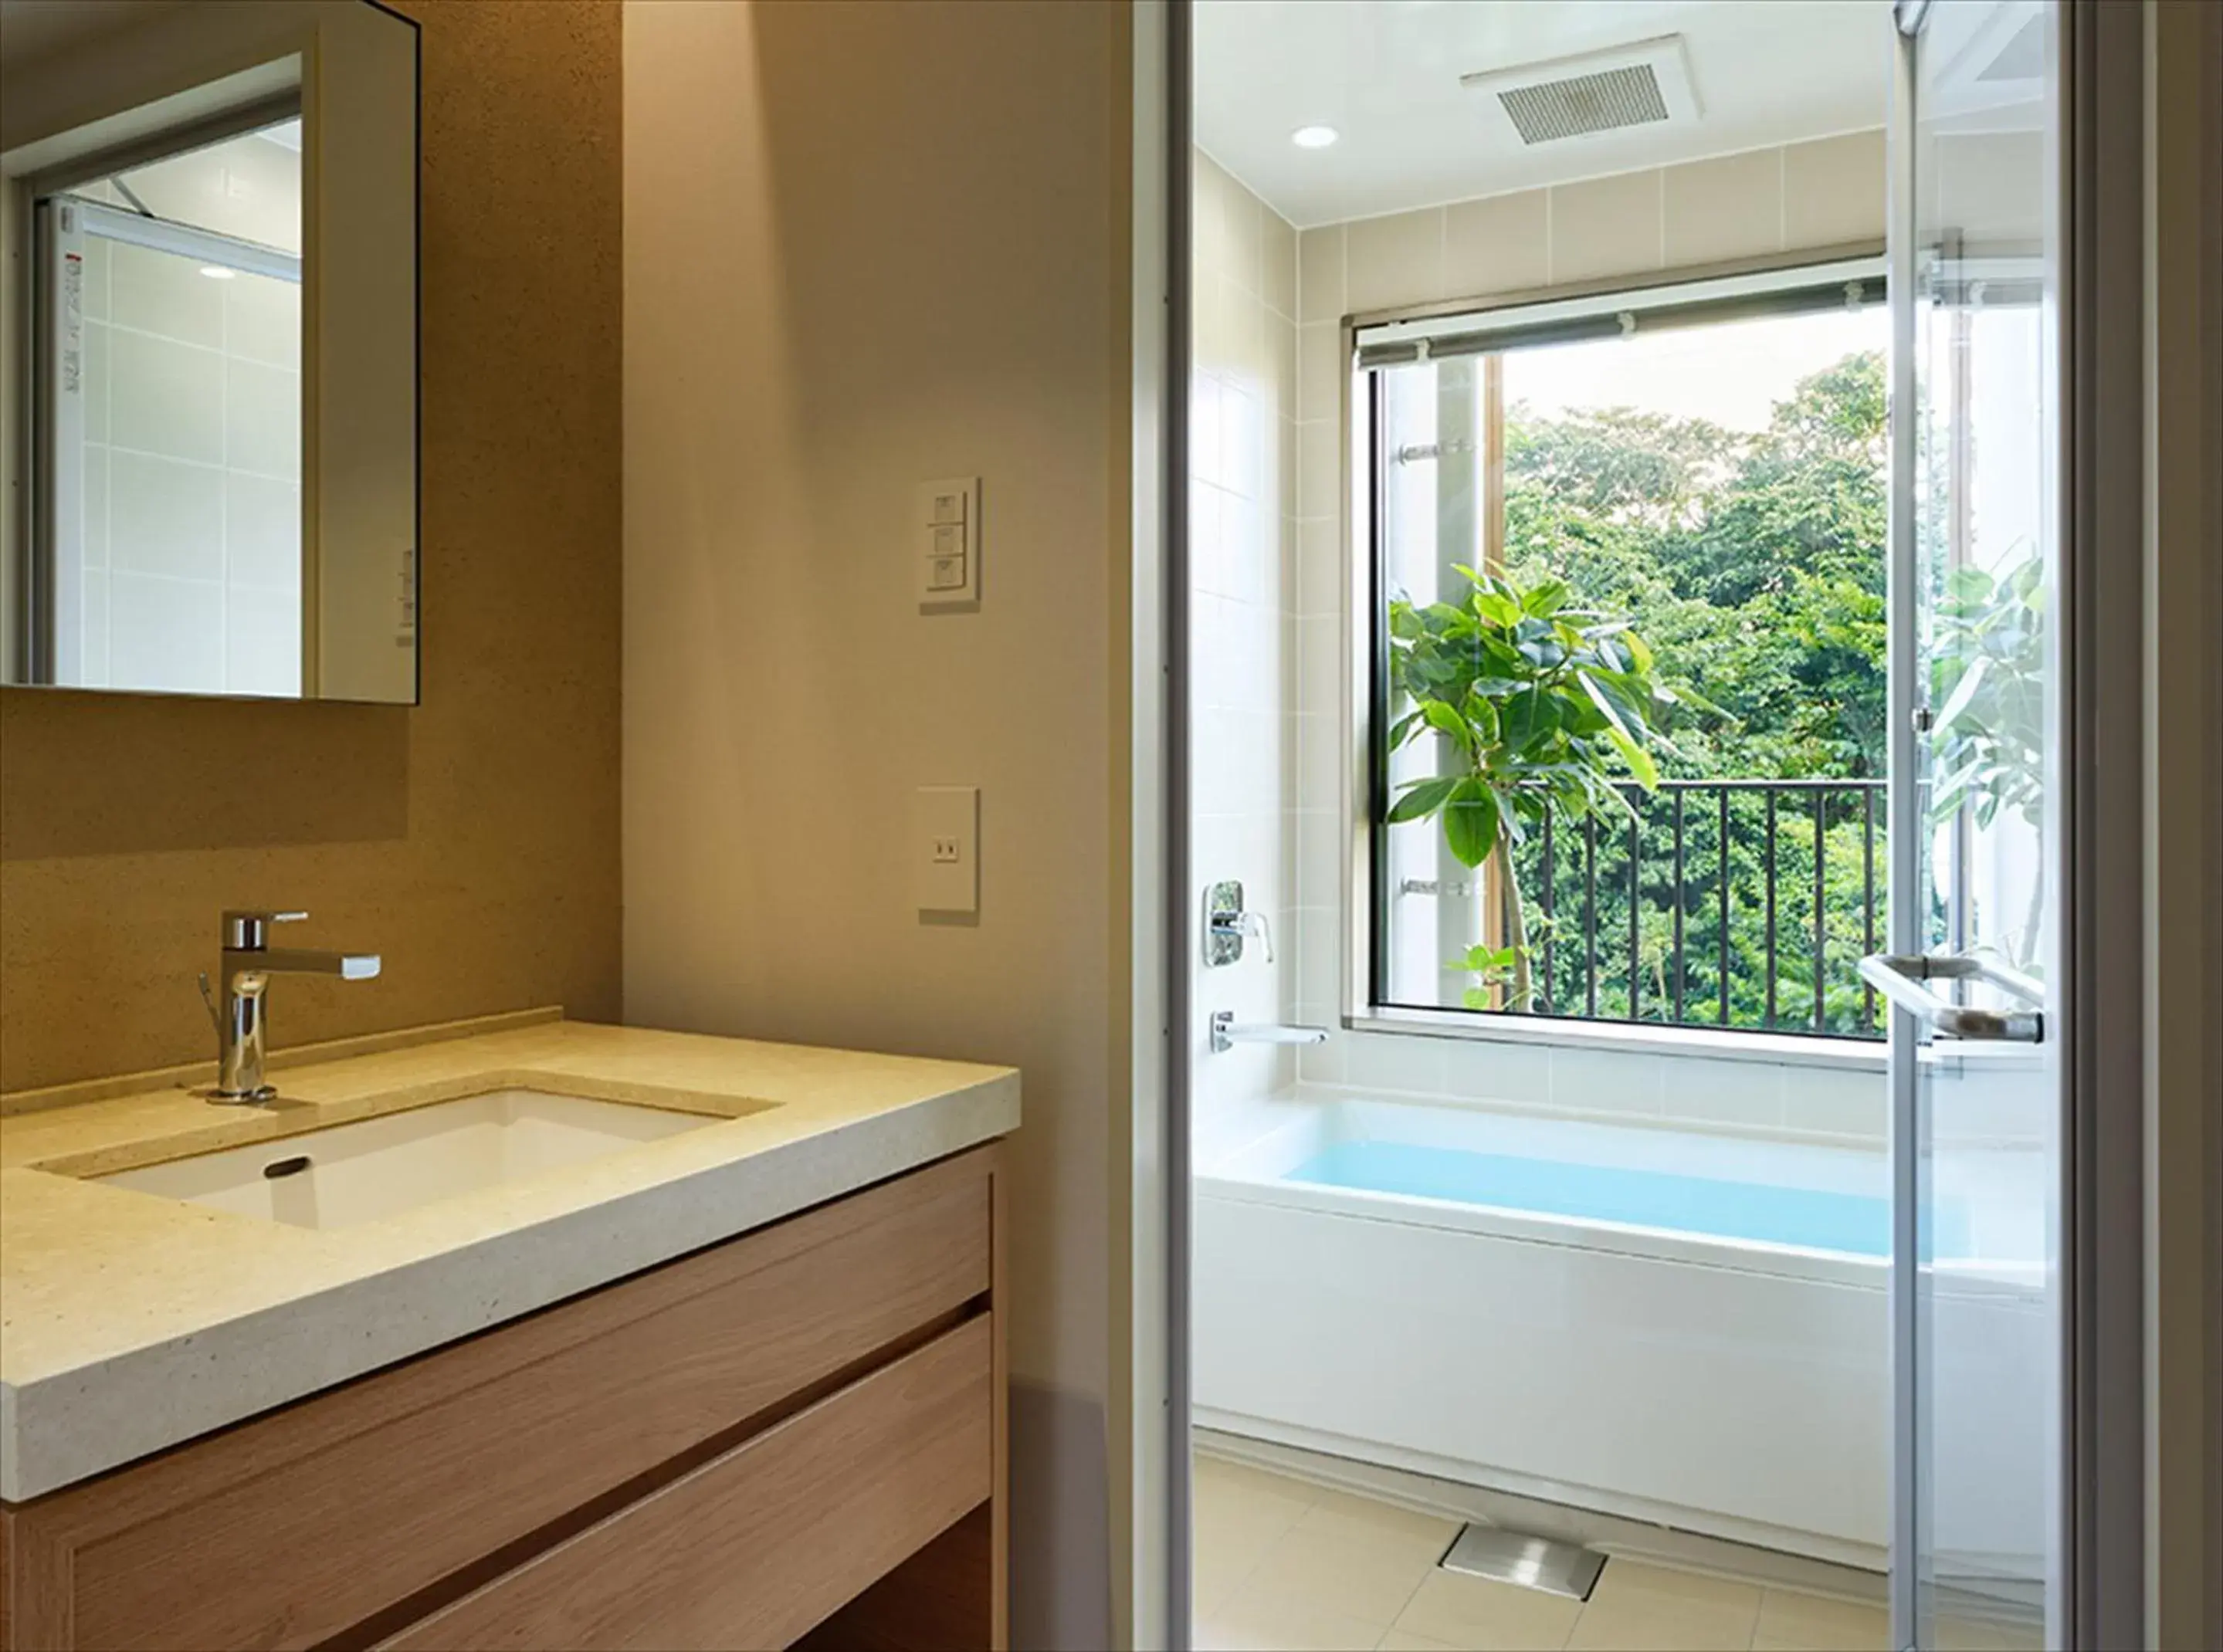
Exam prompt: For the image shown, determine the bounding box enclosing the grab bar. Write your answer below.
[1210,1010,1330,1055]
[1857,951,2045,1043]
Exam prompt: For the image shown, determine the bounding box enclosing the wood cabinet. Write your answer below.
[0,1146,1008,1652]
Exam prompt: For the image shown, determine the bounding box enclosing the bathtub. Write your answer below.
[1194,1093,2048,1569]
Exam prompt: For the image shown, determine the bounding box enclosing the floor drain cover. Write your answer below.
[1439,1523,1607,1601]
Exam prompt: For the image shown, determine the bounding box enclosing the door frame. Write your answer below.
[1147,4,2170,1647]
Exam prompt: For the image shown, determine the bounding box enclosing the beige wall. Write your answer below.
[0,0,624,1092]
[620,2,1130,1644]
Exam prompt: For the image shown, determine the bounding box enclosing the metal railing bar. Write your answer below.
[1718,788,1731,1026]
[1584,815,1598,1019]
[1628,807,1642,1023]
[1547,809,1564,1014]
[1672,790,1686,1023]
[1764,790,1779,1029]
[1813,789,1828,1032]
[1862,787,1877,1033]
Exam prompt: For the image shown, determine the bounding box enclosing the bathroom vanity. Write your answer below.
[0,1016,1019,1650]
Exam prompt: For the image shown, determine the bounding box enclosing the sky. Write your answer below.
[1508,305,1892,433]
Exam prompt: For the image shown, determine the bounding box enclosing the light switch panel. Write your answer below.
[911,786,979,915]
[917,478,981,611]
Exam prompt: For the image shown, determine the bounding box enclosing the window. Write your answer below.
[1360,262,1891,1040]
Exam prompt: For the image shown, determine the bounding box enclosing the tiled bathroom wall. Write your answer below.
[74,234,302,696]
[1190,151,1300,1116]
[1284,131,1896,1145]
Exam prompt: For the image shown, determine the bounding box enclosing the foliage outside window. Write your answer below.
[1368,283,1893,1038]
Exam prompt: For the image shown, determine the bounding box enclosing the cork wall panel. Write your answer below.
[0,0,623,1090]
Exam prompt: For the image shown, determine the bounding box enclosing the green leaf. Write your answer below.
[1422,699,1475,751]
[1521,577,1571,618]
[1577,670,1659,789]
[1441,780,1501,867]
[1385,774,1460,824]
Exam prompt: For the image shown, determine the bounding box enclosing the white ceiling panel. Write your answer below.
[1196,0,1894,227]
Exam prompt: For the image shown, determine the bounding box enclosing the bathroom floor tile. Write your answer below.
[1564,1559,1763,1652]
[1299,1484,1463,1549]
[1752,1586,1889,1650]
[1236,1514,1445,1626]
[1198,1589,1387,1651]
[1394,1568,1582,1650]
[1194,1457,1314,1616]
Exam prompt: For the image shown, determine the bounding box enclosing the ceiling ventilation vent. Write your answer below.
[1462,36,1701,147]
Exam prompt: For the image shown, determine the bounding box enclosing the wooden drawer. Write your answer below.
[382,1317,994,1650]
[1,1149,994,1651]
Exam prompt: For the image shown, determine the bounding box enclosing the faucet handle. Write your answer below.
[222,909,308,949]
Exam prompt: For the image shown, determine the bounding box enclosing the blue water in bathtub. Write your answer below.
[1283,1139,1967,1258]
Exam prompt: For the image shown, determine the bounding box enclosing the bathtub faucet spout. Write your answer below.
[1209,1010,1330,1055]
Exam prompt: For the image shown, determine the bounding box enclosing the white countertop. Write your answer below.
[0,1018,1018,1502]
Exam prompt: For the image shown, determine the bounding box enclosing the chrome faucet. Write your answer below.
[202,909,381,1103]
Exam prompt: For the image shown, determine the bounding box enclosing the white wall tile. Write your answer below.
[109,239,225,347]
[78,569,110,683]
[1663,148,1785,267]
[223,355,299,478]
[81,320,110,443]
[1550,170,1665,284]
[108,449,223,579]
[1296,610,1340,721]
[1276,418,1298,523]
[1297,321,1346,425]
[80,236,110,321]
[1295,807,1344,913]
[1267,315,1298,435]
[226,272,301,368]
[1439,1036,1554,1109]
[1296,710,1341,807]
[226,472,300,587]
[1296,517,1341,618]
[108,328,223,465]
[1262,208,1297,320]
[1346,208,1445,315]
[1661,1055,1786,1130]
[107,571,223,693]
[1195,151,1241,286]
[1785,1065,1887,1139]
[1218,380,1262,503]
[1297,226,1345,324]
[1444,188,1550,298]
[1297,419,1341,520]
[1783,130,1886,249]
[1550,1045,1666,1117]
[224,582,301,696]
[80,445,109,570]
[1341,1029,1447,1096]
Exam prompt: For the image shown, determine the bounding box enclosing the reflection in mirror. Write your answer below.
[0,0,419,704]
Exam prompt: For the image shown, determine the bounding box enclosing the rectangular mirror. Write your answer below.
[0,0,419,703]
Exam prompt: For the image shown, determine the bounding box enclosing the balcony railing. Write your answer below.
[1404,779,1887,1040]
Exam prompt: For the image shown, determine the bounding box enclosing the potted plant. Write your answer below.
[1386,565,1676,1010]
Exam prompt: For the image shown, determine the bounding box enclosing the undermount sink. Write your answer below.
[91,1089,737,1230]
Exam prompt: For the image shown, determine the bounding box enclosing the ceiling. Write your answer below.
[1195,0,1894,228]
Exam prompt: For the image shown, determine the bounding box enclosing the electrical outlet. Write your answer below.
[911,787,978,915]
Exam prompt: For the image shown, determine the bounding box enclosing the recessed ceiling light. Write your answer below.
[1290,124,1340,150]
[198,266,238,280]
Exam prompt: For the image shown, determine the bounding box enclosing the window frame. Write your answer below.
[1340,250,1895,1069]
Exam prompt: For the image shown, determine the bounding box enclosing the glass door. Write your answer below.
[1877,2,2059,1647]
